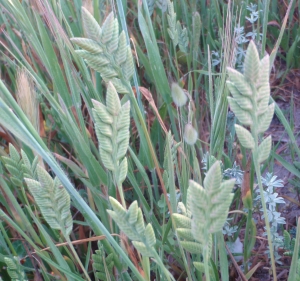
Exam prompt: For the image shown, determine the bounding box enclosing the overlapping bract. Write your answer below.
[227,41,274,163]
[2,144,38,187]
[92,242,114,281]
[167,0,178,46]
[71,8,134,93]
[173,162,234,275]
[4,257,28,281]
[92,82,130,184]
[167,0,189,53]
[107,198,156,257]
[25,166,73,236]
[173,200,204,255]
[189,161,235,243]
[173,162,234,247]
[2,145,73,236]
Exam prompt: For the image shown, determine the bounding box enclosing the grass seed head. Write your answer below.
[184,123,198,145]
[171,82,187,107]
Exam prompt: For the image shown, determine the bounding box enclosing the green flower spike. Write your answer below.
[227,41,277,279]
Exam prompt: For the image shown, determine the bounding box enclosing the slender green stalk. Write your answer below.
[250,86,277,280]
[173,46,180,80]
[261,0,270,56]
[247,85,277,281]
[141,256,150,281]
[0,177,42,245]
[207,45,214,121]
[243,209,252,273]
[152,250,172,281]
[127,87,173,214]
[203,240,211,281]
[0,223,17,256]
[66,237,91,281]
[288,217,300,281]
[115,0,144,112]
[253,156,277,280]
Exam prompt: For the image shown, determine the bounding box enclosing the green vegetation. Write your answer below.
[0,0,299,280]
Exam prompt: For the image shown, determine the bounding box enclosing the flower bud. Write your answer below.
[184,123,198,145]
[171,82,187,107]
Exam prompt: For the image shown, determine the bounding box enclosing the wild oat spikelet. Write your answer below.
[171,82,187,107]
[184,123,198,145]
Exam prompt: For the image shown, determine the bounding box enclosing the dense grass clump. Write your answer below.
[0,0,299,280]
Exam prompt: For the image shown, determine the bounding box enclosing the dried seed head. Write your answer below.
[82,0,93,14]
[16,68,39,133]
[171,82,187,107]
[184,123,198,145]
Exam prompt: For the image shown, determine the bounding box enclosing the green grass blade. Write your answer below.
[272,98,300,158]
[138,0,179,140]
[288,217,300,281]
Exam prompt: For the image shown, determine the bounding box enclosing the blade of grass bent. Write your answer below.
[269,0,295,69]
[271,151,300,178]
[272,99,300,158]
